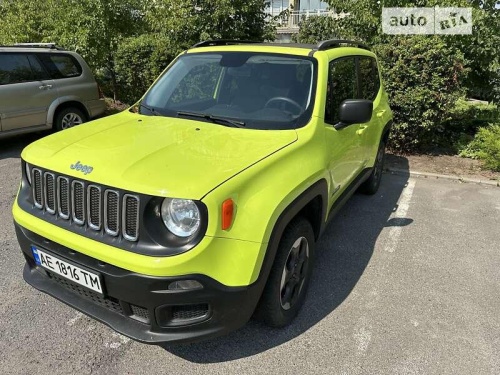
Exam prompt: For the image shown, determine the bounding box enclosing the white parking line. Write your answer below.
[385,179,416,253]
[66,312,83,326]
[0,160,19,168]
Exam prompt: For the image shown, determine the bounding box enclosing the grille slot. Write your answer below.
[44,173,56,214]
[123,194,140,241]
[57,177,70,219]
[130,305,150,322]
[32,169,43,208]
[48,272,122,314]
[87,185,102,230]
[104,190,120,236]
[31,168,140,242]
[172,304,209,321]
[72,181,85,225]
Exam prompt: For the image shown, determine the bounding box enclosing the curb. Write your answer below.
[384,168,500,187]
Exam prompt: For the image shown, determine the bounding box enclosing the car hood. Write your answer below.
[22,112,298,199]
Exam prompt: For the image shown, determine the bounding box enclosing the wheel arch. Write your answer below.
[255,179,328,287]
[47,97,90,127]
[381,119,393,144]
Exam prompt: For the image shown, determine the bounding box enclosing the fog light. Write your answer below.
[168,280,203,291]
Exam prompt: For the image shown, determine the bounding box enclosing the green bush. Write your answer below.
[459,124,500,171]
[442,99,499,151]
[375,36,467,152]
[114,35,181,105]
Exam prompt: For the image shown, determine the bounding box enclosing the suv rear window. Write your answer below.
[38,54,82,79]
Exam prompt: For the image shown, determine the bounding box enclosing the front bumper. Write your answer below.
[16,223,264,344]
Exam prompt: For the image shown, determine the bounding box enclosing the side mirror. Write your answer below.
[334,99,373,130]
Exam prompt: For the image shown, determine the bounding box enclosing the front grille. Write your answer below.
[31,169,140,242]
[172,304,209,321]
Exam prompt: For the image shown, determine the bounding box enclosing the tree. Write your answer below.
[145,0,276,48]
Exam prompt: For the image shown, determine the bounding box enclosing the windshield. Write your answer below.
[141,52,316,130]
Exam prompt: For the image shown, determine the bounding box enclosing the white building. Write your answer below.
[266,0,346,42]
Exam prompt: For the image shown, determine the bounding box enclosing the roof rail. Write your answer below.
[8,43,65,50]
[192,40,262,48]
[316,39,370,51]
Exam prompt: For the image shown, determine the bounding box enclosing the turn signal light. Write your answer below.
[221,199,234,230]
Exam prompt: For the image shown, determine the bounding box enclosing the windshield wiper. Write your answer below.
[177,111,246,128]
[139,103,159,116]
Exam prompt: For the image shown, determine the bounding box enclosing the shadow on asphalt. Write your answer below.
[0,132,50,161]
[162,155,412,363]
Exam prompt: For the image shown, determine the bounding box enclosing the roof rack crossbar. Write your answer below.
[316,39,370,51]
[192,40,262,48]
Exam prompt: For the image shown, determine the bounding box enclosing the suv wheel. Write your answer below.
[359,140,386,195]
[55,107,86,131]
[255,217,315,327]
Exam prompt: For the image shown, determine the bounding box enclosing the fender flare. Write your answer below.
[253,179,329,289]
[381,119,393,143]
[46,96,88,126]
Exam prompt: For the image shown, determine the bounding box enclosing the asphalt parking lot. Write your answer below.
[1,133,499,375]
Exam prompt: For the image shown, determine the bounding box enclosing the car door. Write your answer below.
[324,56,365,203]
[0,53,58,132]
[357,56,385,162]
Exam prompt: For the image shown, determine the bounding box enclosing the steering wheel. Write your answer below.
[264,97,303,115]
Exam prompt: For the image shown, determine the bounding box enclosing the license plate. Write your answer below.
[31,246,104,295]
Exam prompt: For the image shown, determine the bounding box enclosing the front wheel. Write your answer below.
[55,107,86,131]
[359,140,386,195]
[254,217,315,327]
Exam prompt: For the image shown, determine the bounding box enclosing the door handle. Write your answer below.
[38,84,52,90]
[356,125,368,135]
[376,110,386,118]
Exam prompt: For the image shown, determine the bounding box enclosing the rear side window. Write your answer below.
[0,54,35,85]
[38,53,82,79]
[359,57,380,100]
[325,57,357,124]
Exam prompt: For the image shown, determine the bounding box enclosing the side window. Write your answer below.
[359,57,380,101]
[37,54,83,79]
[0,54,34,85]
[27,55,50,81]
[325,57,357,124]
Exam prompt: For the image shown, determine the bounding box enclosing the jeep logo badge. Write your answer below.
[70,161,93,175]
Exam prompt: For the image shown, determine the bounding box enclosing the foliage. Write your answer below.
[316,0,500,103]
[0,0,275,101]
[144,0,275,48]
[459,124,500,171]
[292,16,339,43]
[375,36,467,152]
[113,35,179,104]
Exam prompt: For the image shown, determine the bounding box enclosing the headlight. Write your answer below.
[25,163,32,185]
[161,198,201,237]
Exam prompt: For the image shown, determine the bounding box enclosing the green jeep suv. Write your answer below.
[13,40,393,343]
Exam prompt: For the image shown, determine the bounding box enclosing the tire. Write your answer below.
[255,217,315,327]
[359,140,386,195]
[55,107,87,131]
